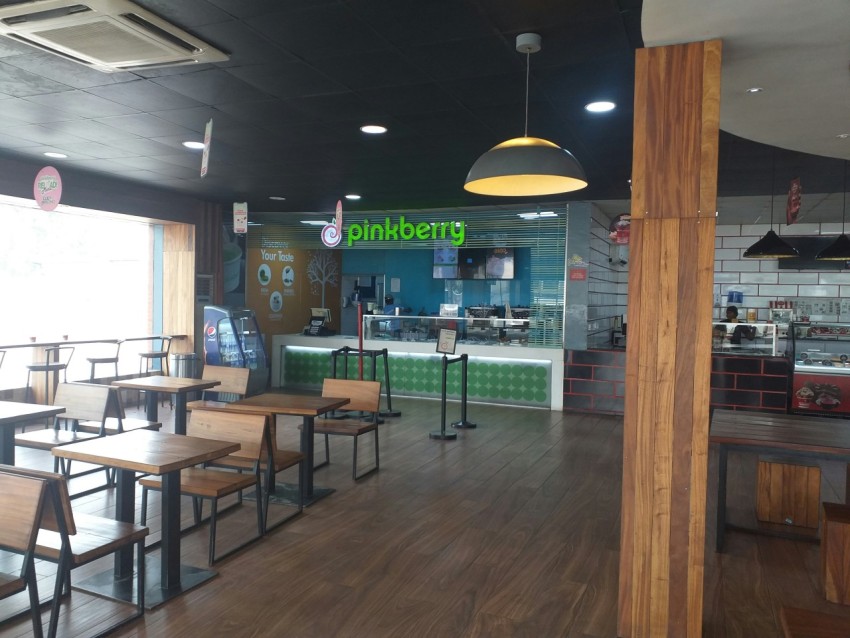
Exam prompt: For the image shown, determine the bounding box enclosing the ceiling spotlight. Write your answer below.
[300,220,330,226]
[585,101,616,113]
[464,33,587,197]
[360,125,387,134]
[182,141,205,150]
[43,152,67,159]
[345,194,361,200]
[269,196,286,201]
[745,87,764,94]
[838,133,850,139]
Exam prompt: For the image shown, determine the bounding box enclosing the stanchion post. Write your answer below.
[379,348,401,417]
[430,354,456,440]
[451,353,476,429]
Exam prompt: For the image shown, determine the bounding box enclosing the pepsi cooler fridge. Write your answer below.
[203,305,269,395]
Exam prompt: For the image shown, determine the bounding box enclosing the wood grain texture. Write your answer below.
[757,460,821,528]
[822,503,850,604]
[619,39,721,638]
[162,223,195,354]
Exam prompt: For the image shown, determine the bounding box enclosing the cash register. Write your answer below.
[304,307,335,336]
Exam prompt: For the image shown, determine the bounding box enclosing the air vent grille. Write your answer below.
[38,21,173,63]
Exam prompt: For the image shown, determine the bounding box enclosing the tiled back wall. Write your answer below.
[715,222,850,322]
[587,209,628,347]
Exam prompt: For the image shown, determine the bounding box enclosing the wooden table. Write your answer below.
[113,376,220,435]
[53,429,239,608]
[210,394,349,505]
[0,401,65,464]
[710,408,850,551]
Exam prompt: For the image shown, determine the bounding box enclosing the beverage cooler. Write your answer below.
[203,305,269,395]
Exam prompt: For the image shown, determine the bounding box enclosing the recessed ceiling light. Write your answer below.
[269,196,286,201]
[300,220,330,226]
[585,101,616,113]
[518,211,558,220]
[345,194,361,200]
[838,133,850,139]
[745,87,764,94]
[43,151,67,159]
[360,124,387,134]
[182,141,206,150]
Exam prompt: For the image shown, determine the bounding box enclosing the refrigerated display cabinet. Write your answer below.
[203,305,269,395]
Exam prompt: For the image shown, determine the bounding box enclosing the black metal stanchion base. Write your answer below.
[430,430,457,440]
[380,409,401,418]
[451,420,477,429]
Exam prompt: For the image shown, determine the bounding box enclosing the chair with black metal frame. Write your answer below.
[15,383,112,495]
[0,464,148,638]
[87,339,122,382]
[139,409,267,565]
[0,471,47,638]
[312,378,382,480]
[25,345,75,419]
[138,336,172,377]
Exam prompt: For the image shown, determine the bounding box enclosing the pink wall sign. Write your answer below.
[33,166,62,211]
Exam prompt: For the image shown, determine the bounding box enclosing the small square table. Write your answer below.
[0,400,65,464]
[113,376,220,435]
[54,429,239,607]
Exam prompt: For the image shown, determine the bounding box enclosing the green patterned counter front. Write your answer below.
[282,346,551,408]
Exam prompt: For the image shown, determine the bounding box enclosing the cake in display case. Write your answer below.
[790,321,850,415]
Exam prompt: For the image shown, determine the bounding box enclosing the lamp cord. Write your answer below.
[769,151,776,232]
[524,50,530,137]
[843,160,848,233]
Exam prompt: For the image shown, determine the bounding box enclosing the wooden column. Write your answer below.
[163,223,196,354]
[618,40,721,638]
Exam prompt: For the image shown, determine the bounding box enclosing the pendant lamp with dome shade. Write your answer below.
[816,160,850,261]
[463,33,588,197]
[743,152,799,259]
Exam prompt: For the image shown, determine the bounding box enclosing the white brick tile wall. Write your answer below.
[819,273,850,285]
[722,236,758,249]
[780,273,820,284]
[714,248,742,260]
[783,223,820,236]
[740,273,778,284]
[798,285,840,297]
[714,273,739,284]
[715,225,742,237]
[760,284,805,296]
[722,260,760,272]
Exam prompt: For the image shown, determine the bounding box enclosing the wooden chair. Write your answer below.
[186,365,250,411]
[140,410,267,565]
[0,472,47,638]
[205,408,304,532]
[138,336,172,376]
[780,606,850,637]
[26,345,75,406]
[313,378,382,480]
[75,384,162,435]
[86,339,122,382]
[0,465,148,638]
[15,383,109,475]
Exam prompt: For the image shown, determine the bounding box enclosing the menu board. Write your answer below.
[790,298,850,318]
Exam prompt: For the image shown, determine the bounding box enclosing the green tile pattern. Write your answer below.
[284,350,550,407]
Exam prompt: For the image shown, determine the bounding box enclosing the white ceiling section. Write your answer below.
[642,0,850,162]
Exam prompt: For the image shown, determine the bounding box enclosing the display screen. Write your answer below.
[486,247,514,279]
[433,264,458,279]
[457,247,488,279]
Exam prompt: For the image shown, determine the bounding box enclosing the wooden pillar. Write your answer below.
[618,40,721,638]
[163,223,196,354]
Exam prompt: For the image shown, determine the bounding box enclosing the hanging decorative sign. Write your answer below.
[320,200,344,247]
[608,213,631,244]
[33,166,62,211]
[233,202,248,234]
[200,118,213,178]
[786,177,802,225]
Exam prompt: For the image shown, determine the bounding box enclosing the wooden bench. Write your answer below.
[140,409,266,565]
[313,378,382,480]
[780,605,850,637]
[0,464,148,638]
[186,364,250,412]
[0,471,47,638]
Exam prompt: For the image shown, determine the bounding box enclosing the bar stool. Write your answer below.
[87,339,122,382]
[26,345,75,406]
[139,336,172,376]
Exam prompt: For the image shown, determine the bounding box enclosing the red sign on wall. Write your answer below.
[569,268,587,281]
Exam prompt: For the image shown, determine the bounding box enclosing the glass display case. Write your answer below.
[203,305,269,395]
[362,314,531,346]
[790,321,850,415]
[711,322,779,356]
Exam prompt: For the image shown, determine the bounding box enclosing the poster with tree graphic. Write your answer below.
[306,250,339,307]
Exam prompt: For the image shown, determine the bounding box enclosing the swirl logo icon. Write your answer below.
[321,200,343,247]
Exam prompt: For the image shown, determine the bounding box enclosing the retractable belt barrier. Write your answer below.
[431,353,477,441]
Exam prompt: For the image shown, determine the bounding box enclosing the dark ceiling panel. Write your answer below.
[0,98,75,124]
[94,114,200,139]
[0,51,132,90]
[0,60,71,96]
[25,90,139,118]
[151,69,272,105]
[87,81,204,111]
[227,62,347,100]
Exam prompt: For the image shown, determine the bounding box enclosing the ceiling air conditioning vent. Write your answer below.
[0,0,228,73]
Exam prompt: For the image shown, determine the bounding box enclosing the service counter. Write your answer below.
[271,331,564,410]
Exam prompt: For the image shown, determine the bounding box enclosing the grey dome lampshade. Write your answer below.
[463,33,588,198]
[463,136,588,196]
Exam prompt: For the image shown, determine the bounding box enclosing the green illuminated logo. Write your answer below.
[346,217,465,247]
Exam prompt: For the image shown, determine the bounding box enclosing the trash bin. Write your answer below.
[169,353,199,378]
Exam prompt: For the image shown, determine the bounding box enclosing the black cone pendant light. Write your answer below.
[464,33,587,197]
[816,161,850,261]
[743,152,799,259]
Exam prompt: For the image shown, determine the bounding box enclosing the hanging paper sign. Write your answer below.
[33,166,62,211]
[200,118,213,178]
[233,202,248,234]
[786,177,802,225]
[608,213,631,244]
